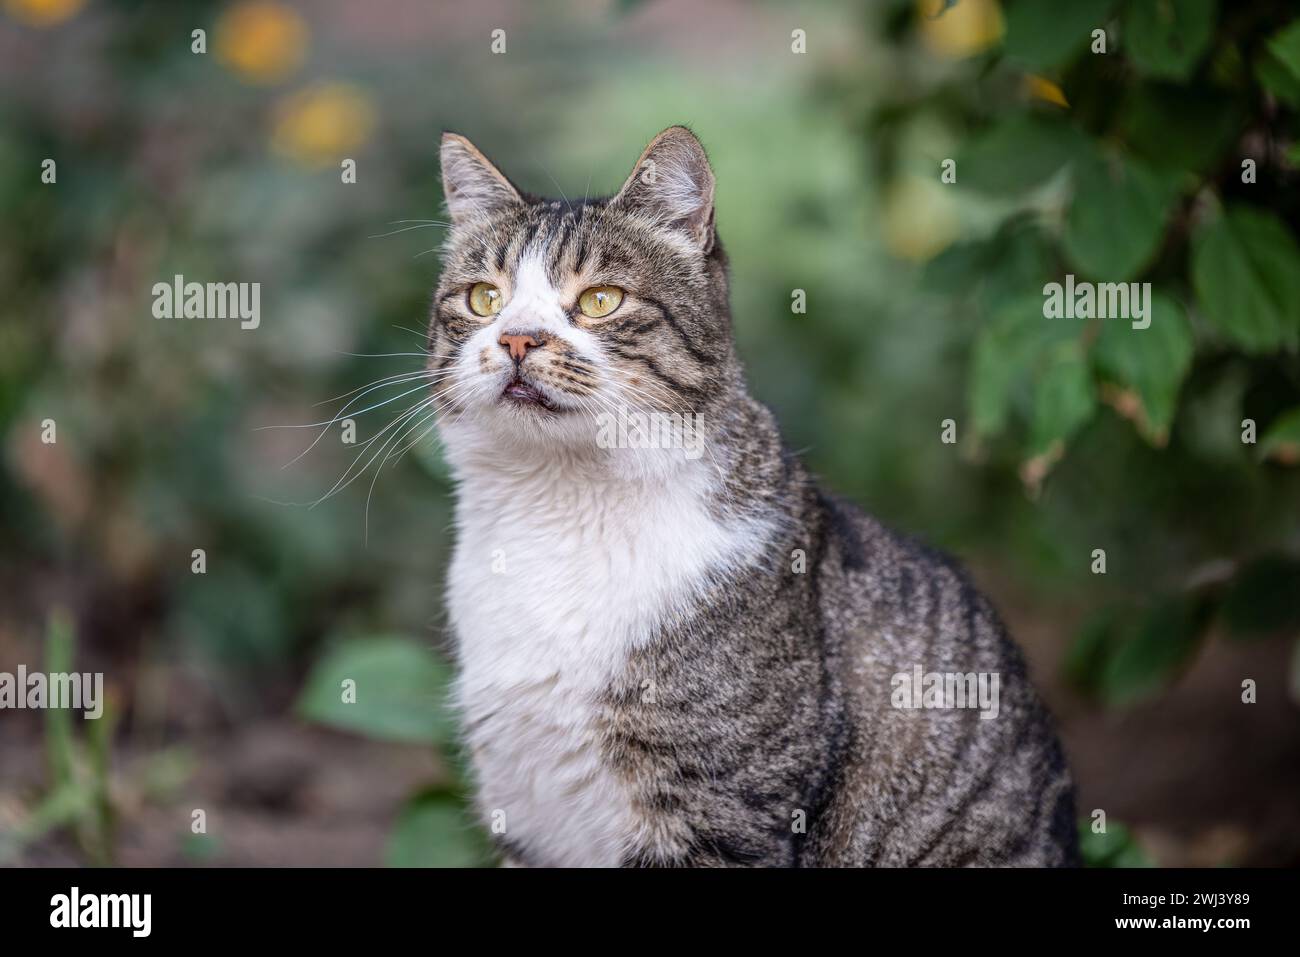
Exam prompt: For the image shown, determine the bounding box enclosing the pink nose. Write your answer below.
[498,333,541,363]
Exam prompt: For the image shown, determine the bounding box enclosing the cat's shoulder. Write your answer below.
[811,489,1029,672]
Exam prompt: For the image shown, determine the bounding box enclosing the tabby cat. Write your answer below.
[427,126,1078,867]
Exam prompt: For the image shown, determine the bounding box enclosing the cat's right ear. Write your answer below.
[612,126,716,252]
[440,132,523,224]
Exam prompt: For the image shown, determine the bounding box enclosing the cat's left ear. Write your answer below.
[440,132,523,224]
[612,126,716,252]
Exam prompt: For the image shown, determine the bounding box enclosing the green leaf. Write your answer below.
[1078,820,1155,867]
[970,296,1063,437]
[958,116,1088,195]
[981,226,1057,313]
[1191,205,1300,352]
[0,782,94,863]
[922,239,997,296]
[1064,607,1127,697]
[1062,148,1177,281]
[926,226,1056,323]
[1121,83,1243,174]
[970,327,1019,438]
[1265,17,1300,83]
[1101,596,1212,705]
[1259,406,1300,464]
[385,789,491,868]
[1254,47,1300,108]
[1121,0,1217,80]
[296,635,456,745]
[44,610,78,793]
[1219,555,1300,638]
[1003,0,1116,70]
[1092,292,1194,444]
[1029,346,1096,456]
[969,294,1096,459]
[181,833,222,862]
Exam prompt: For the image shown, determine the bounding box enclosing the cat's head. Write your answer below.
[428,126,736,466]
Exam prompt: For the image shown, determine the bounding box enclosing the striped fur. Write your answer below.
[429,127,1078,867]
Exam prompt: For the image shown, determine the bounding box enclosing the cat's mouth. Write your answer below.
[501,376,555,411]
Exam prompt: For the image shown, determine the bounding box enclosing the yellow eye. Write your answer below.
[578,285,624,320]
[468,282,504,317]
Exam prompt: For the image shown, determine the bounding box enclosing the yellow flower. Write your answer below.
[917,0,1004,59]
[271,82,376,168]
[216,0,307,84]
[882,174,958,263]
[3,0,85,27]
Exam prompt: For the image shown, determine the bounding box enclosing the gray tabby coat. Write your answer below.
[427,126,1078,868]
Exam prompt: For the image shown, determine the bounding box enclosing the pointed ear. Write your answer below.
[612,126,716,251]
[440,132,523,223]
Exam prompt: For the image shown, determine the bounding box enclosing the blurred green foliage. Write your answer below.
[296,634,488,865]
[0,612,192,865]
[297,634,457,745]
[1078,820,1154,868]
[875,0,1300,703]
[2,0,1298,866]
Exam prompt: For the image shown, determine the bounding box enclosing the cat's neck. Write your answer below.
[438,389,799,528]
[454,392,800,520]
[443,425,727,508]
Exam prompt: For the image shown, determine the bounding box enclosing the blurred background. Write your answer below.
[1,0,1298,867]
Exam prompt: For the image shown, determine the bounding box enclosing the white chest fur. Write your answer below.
[445,448,770,867]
